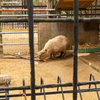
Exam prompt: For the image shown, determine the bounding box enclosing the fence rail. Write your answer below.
[1,14,100,17]
[0,17,100,22]
[0,42,38,46]
[1,74,100,100]
[0,31,38,34]
[0,9,55,12]
[1,2,22,4]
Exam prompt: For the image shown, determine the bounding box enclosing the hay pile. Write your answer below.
[78,43,100,49]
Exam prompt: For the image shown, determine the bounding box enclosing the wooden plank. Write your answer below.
[55,0,95,10]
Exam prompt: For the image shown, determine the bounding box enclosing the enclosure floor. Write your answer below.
[78,52,100,68]
[0,53,100,100]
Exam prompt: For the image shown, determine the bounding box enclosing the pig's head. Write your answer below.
[38,49,48,61]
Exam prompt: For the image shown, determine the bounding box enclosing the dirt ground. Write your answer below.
[0,52,100,100]
[0,29,100,100]
[78,52,100,68]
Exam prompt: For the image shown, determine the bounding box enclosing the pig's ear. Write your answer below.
[45,49,47,52]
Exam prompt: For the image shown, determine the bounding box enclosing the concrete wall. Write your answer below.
[38,21,99,51]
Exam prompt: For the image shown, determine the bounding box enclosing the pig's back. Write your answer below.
[44,35,70,51]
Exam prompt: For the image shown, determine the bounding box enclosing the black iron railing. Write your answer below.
[0,74,100,100]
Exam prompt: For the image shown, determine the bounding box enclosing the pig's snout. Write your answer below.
[37,52,41,59]
[37,52,41,56]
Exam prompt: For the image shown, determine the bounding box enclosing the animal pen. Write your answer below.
[0,0,100,100]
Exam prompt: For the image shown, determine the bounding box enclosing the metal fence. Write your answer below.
[0,0,100,55]
[1,74,100,100]
[0,0,100,100]
[0,0,47,55]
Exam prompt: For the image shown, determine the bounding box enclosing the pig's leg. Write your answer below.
[52,54,56,60]
[50,54,53,59]
[60,52,63,58]
[63,50,66,58]
[61,50,66,59]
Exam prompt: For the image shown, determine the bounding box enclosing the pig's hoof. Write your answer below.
[61,56,66,59]
[42,59,46,62]
[52,57,56,60]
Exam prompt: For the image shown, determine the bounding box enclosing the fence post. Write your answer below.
[28,0,35,100]
[47,0,53,18]
[73,0,79,100]
[0,0,3,54]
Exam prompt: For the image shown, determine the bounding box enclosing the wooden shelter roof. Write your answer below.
[55,0,95,10]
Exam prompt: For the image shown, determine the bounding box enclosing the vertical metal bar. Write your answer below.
[23,78,27,100]
[7,82,9,100]
[55,0,57,6]
[22,0,23,21]
[57,76,65,100]
[73,0,79,99]
[28,0,35,100]
[89,74,100,100]
[91,4,92,17]
[52,0,54,8]
[78,84,83,100]
[85,10,86,17]
[41,77,46,100]
[95,0,97,17]
[24,0,26,29]
[71,11,72,18]
[5,80,7,100]
[0,0,3,54]
[22,0,24,28]
[22,0,23,10]
[23,78,26,95]
[87,6,90,18]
